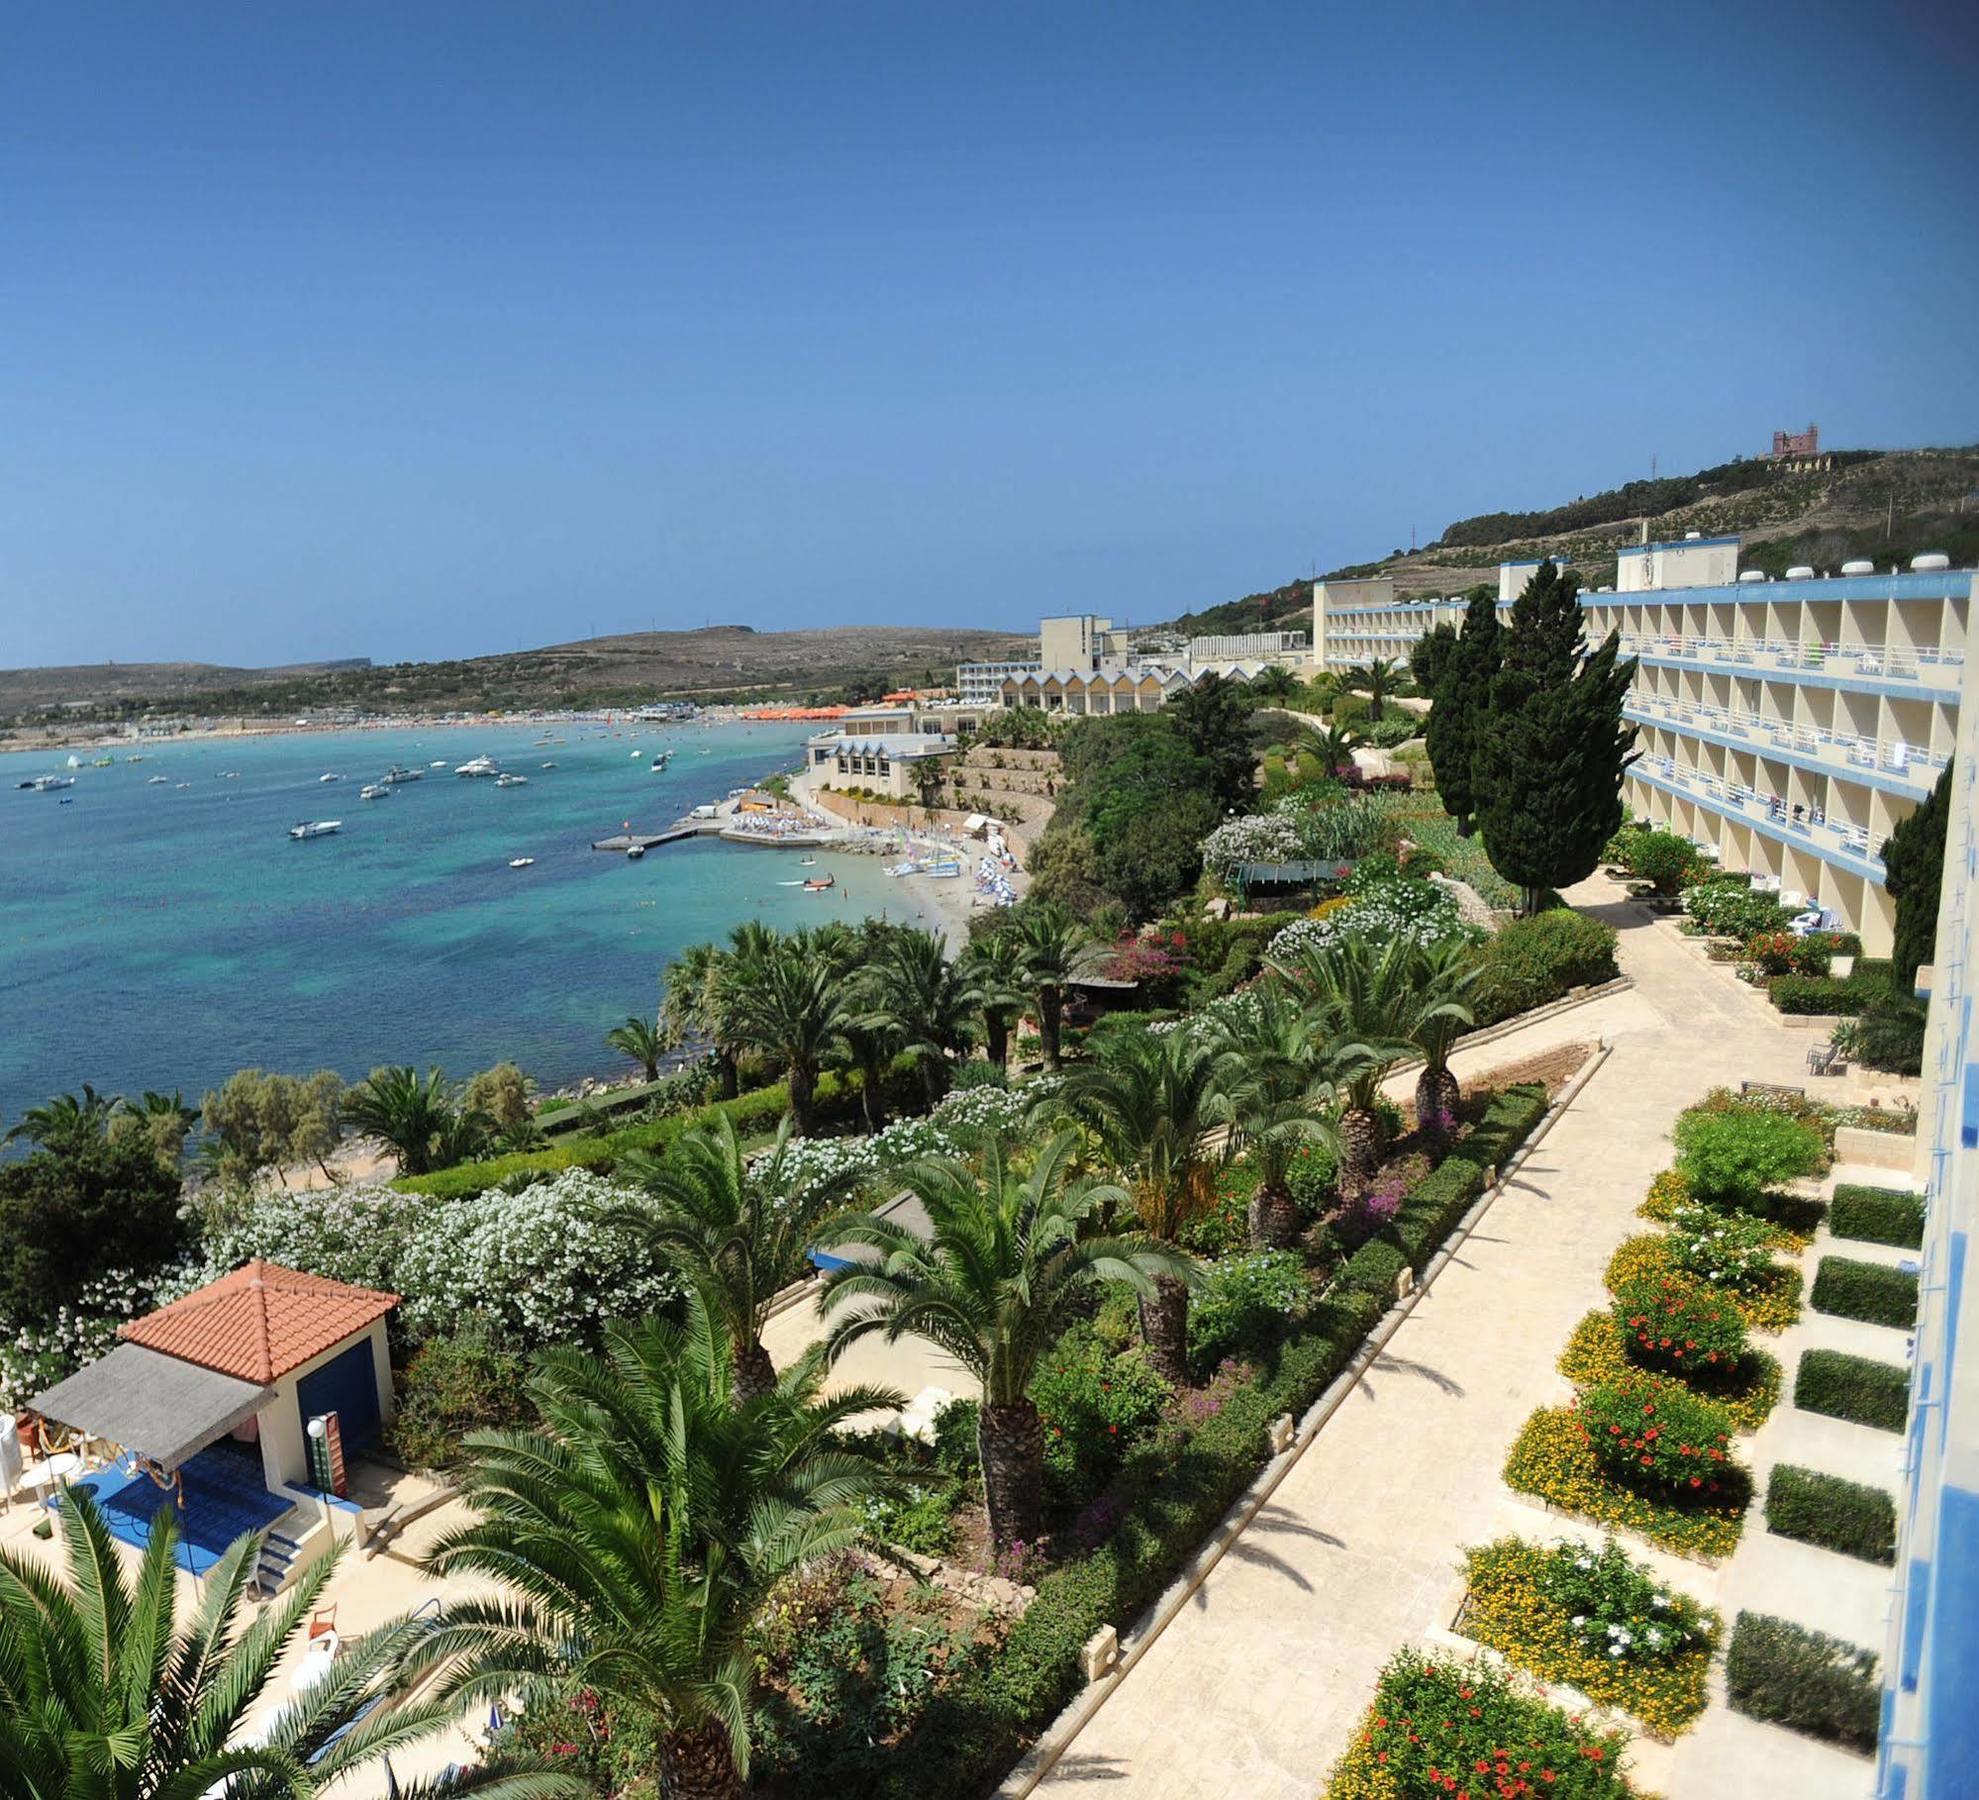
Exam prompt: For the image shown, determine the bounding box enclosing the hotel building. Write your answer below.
[1310,542,1970,955]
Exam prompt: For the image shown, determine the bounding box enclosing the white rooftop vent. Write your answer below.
[1683,530,1703,541]
[1911,552,1951,572]
[1597,584,1614,593]
[1840,559,1876,576]
[1785,565,1816,580]
[1738,569,1768,583]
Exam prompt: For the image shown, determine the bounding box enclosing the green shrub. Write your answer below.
[1031,1323,1172,1503]
[1811,1256,1918,1328]
[1725,1611,1879,1752]
[1673,1107,1825,1208]
[1744,929,1836,977]
[1682,876,1794,939]
[1795,1349,1910,1431]
[1768,959,1901,1018]
[1330,693,1371,727]
[1665,1201,1781,1290]
[384,1330,532,1472]
[1613,1273,1751,1376]
[1829,1185,1925,1249]
[1764,1464,1896,1564]
[1187,1249,1310,1370]
[1855,988,1928,1076]
[1631,830,1704,895]
[1579,1372,1741,1498]
[1470,911,1621,1026]
[950,1060,1009,1092]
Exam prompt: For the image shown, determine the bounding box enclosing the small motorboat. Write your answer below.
[319,772,342,783]
[146,775,169,784]
[360,783,390,800]
[630,750,643,759]
[288,819,342,840]
[802,875,835,892]
[429,759,448,767]
[382,765,422,783]
[626,843,646,860]
[495,772,529,787]
[509,856,536,869]
[799,855,817,866]
[540,761,558,769]
[651,751,672,770]
[456,756,500,778]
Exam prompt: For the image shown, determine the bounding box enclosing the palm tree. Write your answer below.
[726,936,850,1135]
[1249,664,1300,701]
[607,1012,667,1082]
[341,1064,462,1176]
[1401,939,1481,1147]
[866,927,974,1106]
[5,1084,124,1154]
[1345,655,1402,722]
[660,940,743,1100]
[1013,901,1100,1072]
[959,929,1030,1072]
[1202,988,1338,1249]
[1271,935,1422,1198]
[423,1302,900,1800]
[1045,1027,1224,1384]
[912,757,945,820]
[1296,722,1365,779]
[815,1130,1181,1550]
[612,1114,855,1402]
[0,1488,575,1800]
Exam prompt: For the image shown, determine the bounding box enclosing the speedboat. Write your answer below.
[626,843,646,860]
[360,783,389,800]
[146,775,169,784]
[429,759,448,767]
[651,751,672,770]
[456,756,500,778]
[26,775,76,792]
[319,772,342,783]
[540,761,558,769]
[494,772,529,787]
[508,856,536,869]
[288,819,342,840]
[630,750,644,759]
[803,874,836,892]
[382,765,421,783]
[91,755,113,767]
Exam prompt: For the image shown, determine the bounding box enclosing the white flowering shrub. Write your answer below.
[1267,879,1473,961]
[0,1260,205,1413]
[777,1077,1062,1200]
[1199,813,1304,881]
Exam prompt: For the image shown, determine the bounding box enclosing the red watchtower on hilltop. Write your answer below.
[1770,422,1819,458]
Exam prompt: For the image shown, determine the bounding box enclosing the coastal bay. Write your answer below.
[0,719,950,1127]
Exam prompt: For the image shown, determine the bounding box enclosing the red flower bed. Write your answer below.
[1575,1374,1741,1497]
[1611,1274,1749,1377]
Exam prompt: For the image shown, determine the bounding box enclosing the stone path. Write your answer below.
[1029,875,1827,1800]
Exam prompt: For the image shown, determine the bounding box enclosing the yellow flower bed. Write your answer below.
[1461,1539,1718,1739]
[1502,1407,1746,1562]
[1636,1166,1813,1252]
[1557,1311,1780,1434]
[1602,1234,1802,1335]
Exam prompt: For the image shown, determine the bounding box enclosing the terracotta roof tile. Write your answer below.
[119,1260,399,1384]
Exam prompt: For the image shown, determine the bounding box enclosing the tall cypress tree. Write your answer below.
[1881,758,1953,987]
[1424,591,1501,836]
[1474,560,1637,914]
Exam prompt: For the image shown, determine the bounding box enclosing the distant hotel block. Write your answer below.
[1311,539,1969,955]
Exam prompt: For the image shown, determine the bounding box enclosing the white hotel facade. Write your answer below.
[1313,539,1971,955]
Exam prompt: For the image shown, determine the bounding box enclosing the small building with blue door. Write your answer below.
[29,1260,400,1571]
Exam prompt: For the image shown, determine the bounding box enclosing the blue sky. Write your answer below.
[3,2,1975,669]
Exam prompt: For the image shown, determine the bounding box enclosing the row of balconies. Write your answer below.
[1634,752,1878,863]
[1613,632,1965,692]
[1623,695,1950,789]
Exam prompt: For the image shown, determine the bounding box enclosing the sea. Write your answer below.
[0,720,942,1131]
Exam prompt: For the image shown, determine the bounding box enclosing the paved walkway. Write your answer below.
[1030,875,1827,1800]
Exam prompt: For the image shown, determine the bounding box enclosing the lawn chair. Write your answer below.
[1807,1042,1844,1077]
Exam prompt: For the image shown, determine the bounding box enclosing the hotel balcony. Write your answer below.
[1622,694,1949,800]
[1630,751,1882,877]
[1613,631,1965,700]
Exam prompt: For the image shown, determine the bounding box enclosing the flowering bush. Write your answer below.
[1198,812,1305,881]
[1606,1231,1802,1335]
[1682,877,1793,940]
[206,1169,680,1350]
[1577,1375,1740,1498]
[1324,1647,1638,1798]
[1268,790,1394,862]
[1665,1203,1779,1290]
[773,1077,1064,1200]
[1673,1106,1826,1208]
[1187,1250,1309,1368]
[1031,1322,1172,1502]
[1287,1137,1340,1216]
[1099,931,1188,986]
[1612,1273,1750,1376]
[1743,930,1833,978]
[1267,877,1471,959]
[1558,1311,1781,1435]
[1462,1537,1718,1739]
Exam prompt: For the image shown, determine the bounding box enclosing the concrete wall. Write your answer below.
[1616,535,1741,593]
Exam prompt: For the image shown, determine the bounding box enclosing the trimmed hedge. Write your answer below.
[1725,1611,1880,1752]
[1829,1184,1926,1250]
[875,1082,1551,1797]
[1795,1349,1910,1432]
[1767,960,1899,1018]
[1764,1464,1896,1565]
[1469,912,1621,1028]
[1811,1256,1919,1329]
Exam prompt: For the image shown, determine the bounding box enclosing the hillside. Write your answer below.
[0,623,1035,737]
[1165,444,1979,638]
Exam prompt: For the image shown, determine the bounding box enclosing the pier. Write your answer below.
[589,818,724,852]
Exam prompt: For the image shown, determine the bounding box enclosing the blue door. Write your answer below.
[295,1339,382,1452]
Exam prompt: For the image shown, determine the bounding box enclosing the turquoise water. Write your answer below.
[0,722,938,1126]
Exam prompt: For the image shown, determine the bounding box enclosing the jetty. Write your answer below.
[590,818,724,852]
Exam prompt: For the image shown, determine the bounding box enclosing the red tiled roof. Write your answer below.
[118,1260,399,1384]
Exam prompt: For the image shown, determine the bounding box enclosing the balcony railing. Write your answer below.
[1634,753,1878,862]
[1623,695,1950,784]
[1615,632,1966,691]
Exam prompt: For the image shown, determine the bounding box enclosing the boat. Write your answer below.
[508,856,536,869]
[91,754,113,767]
[626,843,646,860]
[26,775,76,792]
[382,765,422,784]
[651,751,672,770]
[66,754,81,768]
[319,773,342,783]
[174,782,190,789]
[288,819,342,840]
[918,861,962,879]
[630,750,644,759]
[495,772,529,787]
[802,875,836,892]
[539,761,558,769]
[146,775,169,784]
[360,783,390,800]
[456,756,500,778]
[799,855,817,866]
[429,759,448,768]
